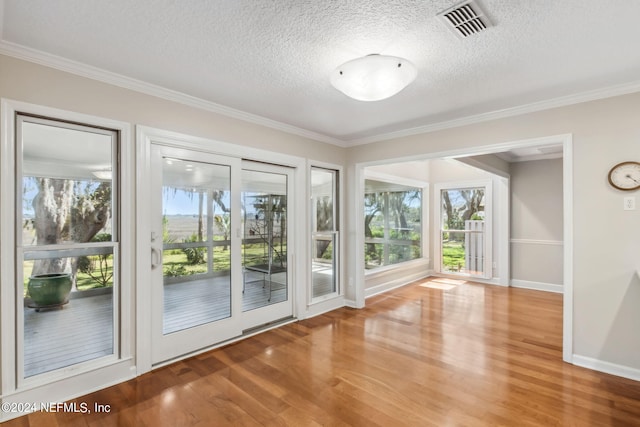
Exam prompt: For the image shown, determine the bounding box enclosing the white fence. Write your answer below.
[465,220,484,274]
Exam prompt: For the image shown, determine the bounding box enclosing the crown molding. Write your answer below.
[3,40,640,149]
[346,80,640,146]
[0,41,347,148]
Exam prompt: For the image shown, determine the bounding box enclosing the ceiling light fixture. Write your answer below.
[330,54,417,102]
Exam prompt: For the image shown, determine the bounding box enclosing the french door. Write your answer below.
[436,181,492,279]
[149,145,292,364]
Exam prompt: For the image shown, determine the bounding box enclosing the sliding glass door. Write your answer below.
[149,149,294,364]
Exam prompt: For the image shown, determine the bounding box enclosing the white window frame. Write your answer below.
[0,99,134,418]
[363,170,429,276]
[307,161,344,316]
[310,165,340,303]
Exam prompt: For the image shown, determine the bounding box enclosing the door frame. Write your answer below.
[136,126,307,374]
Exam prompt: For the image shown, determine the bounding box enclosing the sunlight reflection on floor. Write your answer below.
[419,277,468,290]
[419,282,457,290]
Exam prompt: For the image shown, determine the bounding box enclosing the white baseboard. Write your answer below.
[304,296,346,319]
[364,271,432,299]
[431,273,507,287]
[572,354,640,381]
[344,299,359,308]
[511,279,563,293]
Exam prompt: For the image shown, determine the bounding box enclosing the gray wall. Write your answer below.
[510,159,564,287]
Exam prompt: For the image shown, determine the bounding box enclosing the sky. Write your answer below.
[162,188,231,216]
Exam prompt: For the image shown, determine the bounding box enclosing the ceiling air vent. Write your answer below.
[438,0,492,38]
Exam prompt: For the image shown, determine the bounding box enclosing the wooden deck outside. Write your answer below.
[311,263,334,297]
[163,271,287,334]
[24,271,288,378]
[24,292,114,378]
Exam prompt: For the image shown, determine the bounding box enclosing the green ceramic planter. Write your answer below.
[27,273,72,310]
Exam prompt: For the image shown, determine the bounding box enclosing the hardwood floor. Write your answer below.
[7,277,640,426]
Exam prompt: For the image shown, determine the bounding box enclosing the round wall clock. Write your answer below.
[608,161,640,191]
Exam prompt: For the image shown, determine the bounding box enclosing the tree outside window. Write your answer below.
[364,179,422,270]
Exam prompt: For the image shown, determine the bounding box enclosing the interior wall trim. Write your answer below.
[348,82,640,145]
[510,238,563,246]
[364,271,432,299]
[0,41,345,147]
[510,279,563,294]
[1,41,639,148]
[572,354,640,382]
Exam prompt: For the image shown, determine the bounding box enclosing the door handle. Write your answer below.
[151,247,160,269]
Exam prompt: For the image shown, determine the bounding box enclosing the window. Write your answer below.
[311,167,339,298]
[364,179,422,270]
[18,114,119,379]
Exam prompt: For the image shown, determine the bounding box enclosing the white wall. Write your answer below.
[366,160,430,182]
[347,92,640,378]
[459,154,510,177]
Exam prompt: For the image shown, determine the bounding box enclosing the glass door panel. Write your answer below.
[161,158,232,334]
[150,150,293,362]
[151,146,241,364]
[440,187,486,276]
[242,169,288,311]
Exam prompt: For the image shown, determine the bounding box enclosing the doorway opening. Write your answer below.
[355,135,572,361]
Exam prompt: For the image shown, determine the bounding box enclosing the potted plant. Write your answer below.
[27,272,72,311]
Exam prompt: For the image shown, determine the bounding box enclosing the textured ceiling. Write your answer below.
[2,0,640,145]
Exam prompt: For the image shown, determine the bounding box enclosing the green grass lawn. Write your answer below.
[23,242,287,296]
[442,240,465,271]
[162,243,286,277]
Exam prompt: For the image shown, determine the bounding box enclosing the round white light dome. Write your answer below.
[330,54,418,102]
